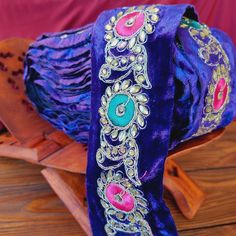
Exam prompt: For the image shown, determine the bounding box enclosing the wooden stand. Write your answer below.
[0,38,225,235]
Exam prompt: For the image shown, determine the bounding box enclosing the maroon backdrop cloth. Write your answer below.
[1,0,236,45]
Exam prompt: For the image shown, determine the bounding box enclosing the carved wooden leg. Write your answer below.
[41,168,92,236]
[164,158,205,219]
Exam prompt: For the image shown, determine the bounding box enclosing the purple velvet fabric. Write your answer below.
[24,4,236,236]
[24,24,92,143]
[87,4,195,236]
[170,26,236,148]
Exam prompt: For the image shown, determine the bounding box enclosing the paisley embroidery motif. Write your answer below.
[181,18,231,136]
[100,6,159,89]
[96,5,160,235]
[195,64,231,135]
[213,77,229,112]
[97,81,149,186]
[97,170,152,236]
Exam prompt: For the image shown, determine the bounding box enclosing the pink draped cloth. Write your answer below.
[1,0,236,44]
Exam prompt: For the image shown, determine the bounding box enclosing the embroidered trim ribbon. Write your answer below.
[96,6,160,235]
[181,18,231,136]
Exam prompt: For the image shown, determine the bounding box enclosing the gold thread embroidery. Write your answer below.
[97,170,152,235]
[181,18,231,136]
[96,5,160,235]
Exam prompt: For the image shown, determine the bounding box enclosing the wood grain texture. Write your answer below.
[41,168,91,236]
[0,158,84,236]
[180,224,236,236]
[175,122,236,171]
[40,142,87,174]
[0,122,236,235]
[166,167,236,231]
[164,159,205,219]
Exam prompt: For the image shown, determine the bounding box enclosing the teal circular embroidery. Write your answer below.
[181,17,203,30]
[107,94,135,127]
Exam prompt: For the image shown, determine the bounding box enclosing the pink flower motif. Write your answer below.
[105,183,135,212]
[213,78,228,112]
[115,11,145,37]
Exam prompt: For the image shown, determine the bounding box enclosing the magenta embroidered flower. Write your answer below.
[105,183,135,212]
[115,11,145,37]
[97,170,150,234]
[213,78,228,111]
[104,6,160,52]
[203,65,230,129]
[100,6,160,89]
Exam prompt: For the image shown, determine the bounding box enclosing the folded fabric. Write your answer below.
[24,4,236,236]
[24,24,92,143]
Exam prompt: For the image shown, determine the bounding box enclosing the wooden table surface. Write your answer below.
[0,122,236,236]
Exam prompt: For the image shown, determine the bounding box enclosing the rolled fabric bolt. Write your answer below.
[24,4,236,235]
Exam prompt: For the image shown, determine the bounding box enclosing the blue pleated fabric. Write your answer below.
[24,24,92,143]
